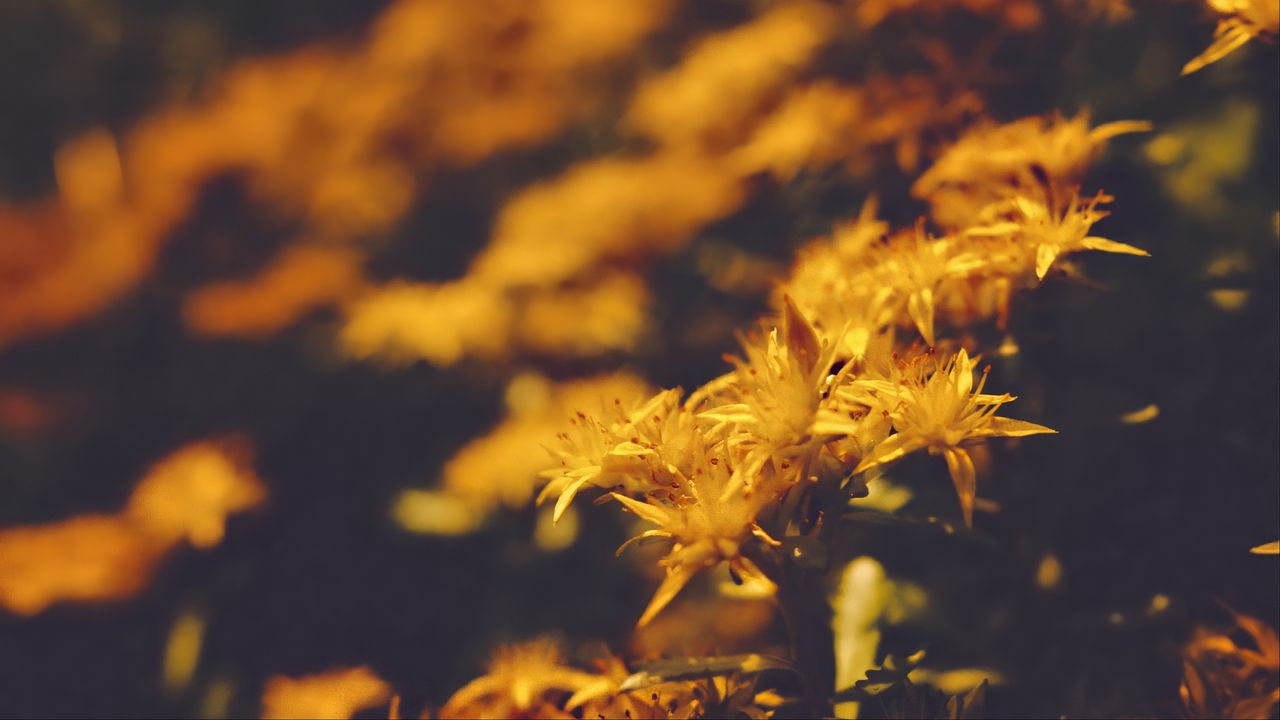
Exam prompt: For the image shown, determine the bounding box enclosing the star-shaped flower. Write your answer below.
[852,349,1055,526]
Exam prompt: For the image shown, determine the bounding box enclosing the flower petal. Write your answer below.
[611,493,674,528]
[1035,244,1061,280]
[637,563,696,627]
[1182,22,1254,75]
[553,476,592,523]
[907,289,936,347]
[615,529,672,556]
[943,447,977,528]
[853,432,927,474]
[783,295,822,373]
[982,416,1057,438]
[1080,236,1150,257]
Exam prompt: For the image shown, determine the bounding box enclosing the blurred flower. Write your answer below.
[0,439,265,615]
[439,639,602,719]
[183,246,366,339]
[912,112,1148,230]
[848,0,1043,30]
[965,191,1148,280]
[1181,610,1280,720]
[261,666,391,720]
[393,372,651,536]
[340,279,514,366]
[343,5,980,367]
[0,515,167,617]
[851,350,1054,526]
[0,0,673,348]
[124,438,267,549]
[624,2,837,150]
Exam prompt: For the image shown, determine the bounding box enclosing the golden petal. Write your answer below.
[611,493,675,528]
[943,447,978,529]
[907,289,936,347]
[1249,540,1280,555]
[1080,236,1151,257]
[982,416,1057,438]
[553,476,592,523]
[783,295,822,373]
[637,564,696,627]
[1035,244,1061,281]
[615,529,673,557]
[853,432,926,474]
[1182,22,1254,75]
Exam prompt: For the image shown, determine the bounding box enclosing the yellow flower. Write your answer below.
[784,240,899,359]
[870,226,987,345]
[912,113,1149,230]
[697,297,853,497]
[539,387,687,522]
[260,667,391,720]
[966,191,1149,280]
[439,639,604,720]
[608,429,781,626]
[852,349,1054,526]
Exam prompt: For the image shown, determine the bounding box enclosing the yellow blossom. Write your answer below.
[439,639,603,719]
[966,191,1149,280]
[260,667,391,720]
[545,395,781,625]
[912,113,1149,230]
[852,349,1054,526]
[698,298,853,497]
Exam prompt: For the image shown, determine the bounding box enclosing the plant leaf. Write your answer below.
[617,654,795,693]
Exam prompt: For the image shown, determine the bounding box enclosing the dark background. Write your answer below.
[0,1,1276,717]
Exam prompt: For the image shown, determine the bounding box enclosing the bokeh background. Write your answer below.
[0,1,1276,718]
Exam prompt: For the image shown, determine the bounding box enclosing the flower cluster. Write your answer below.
[541,112,1148,627]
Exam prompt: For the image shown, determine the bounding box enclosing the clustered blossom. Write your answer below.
[540,113,1148,628]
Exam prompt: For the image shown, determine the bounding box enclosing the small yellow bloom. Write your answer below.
[966,191,1149,280]
[440,639,604,720]
[699,297,852,497]
[852,349,1055,526]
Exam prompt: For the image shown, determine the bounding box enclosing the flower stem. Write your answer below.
[776,556,835,718]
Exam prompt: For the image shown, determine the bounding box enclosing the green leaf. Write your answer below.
[831,653,988,719]
[617,654,795,693]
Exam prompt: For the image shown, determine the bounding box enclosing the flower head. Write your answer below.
[912,113,1149,230]
[698,297,851,497]
[966,191,1149,280]
[609,427,782,626]
[852,349,1054,526]
[439,639,603,719]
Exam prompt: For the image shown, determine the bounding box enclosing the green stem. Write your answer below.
[776,557,835,719]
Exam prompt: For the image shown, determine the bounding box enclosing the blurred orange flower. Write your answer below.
[0,439,265,616]
[260,666,392,720]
